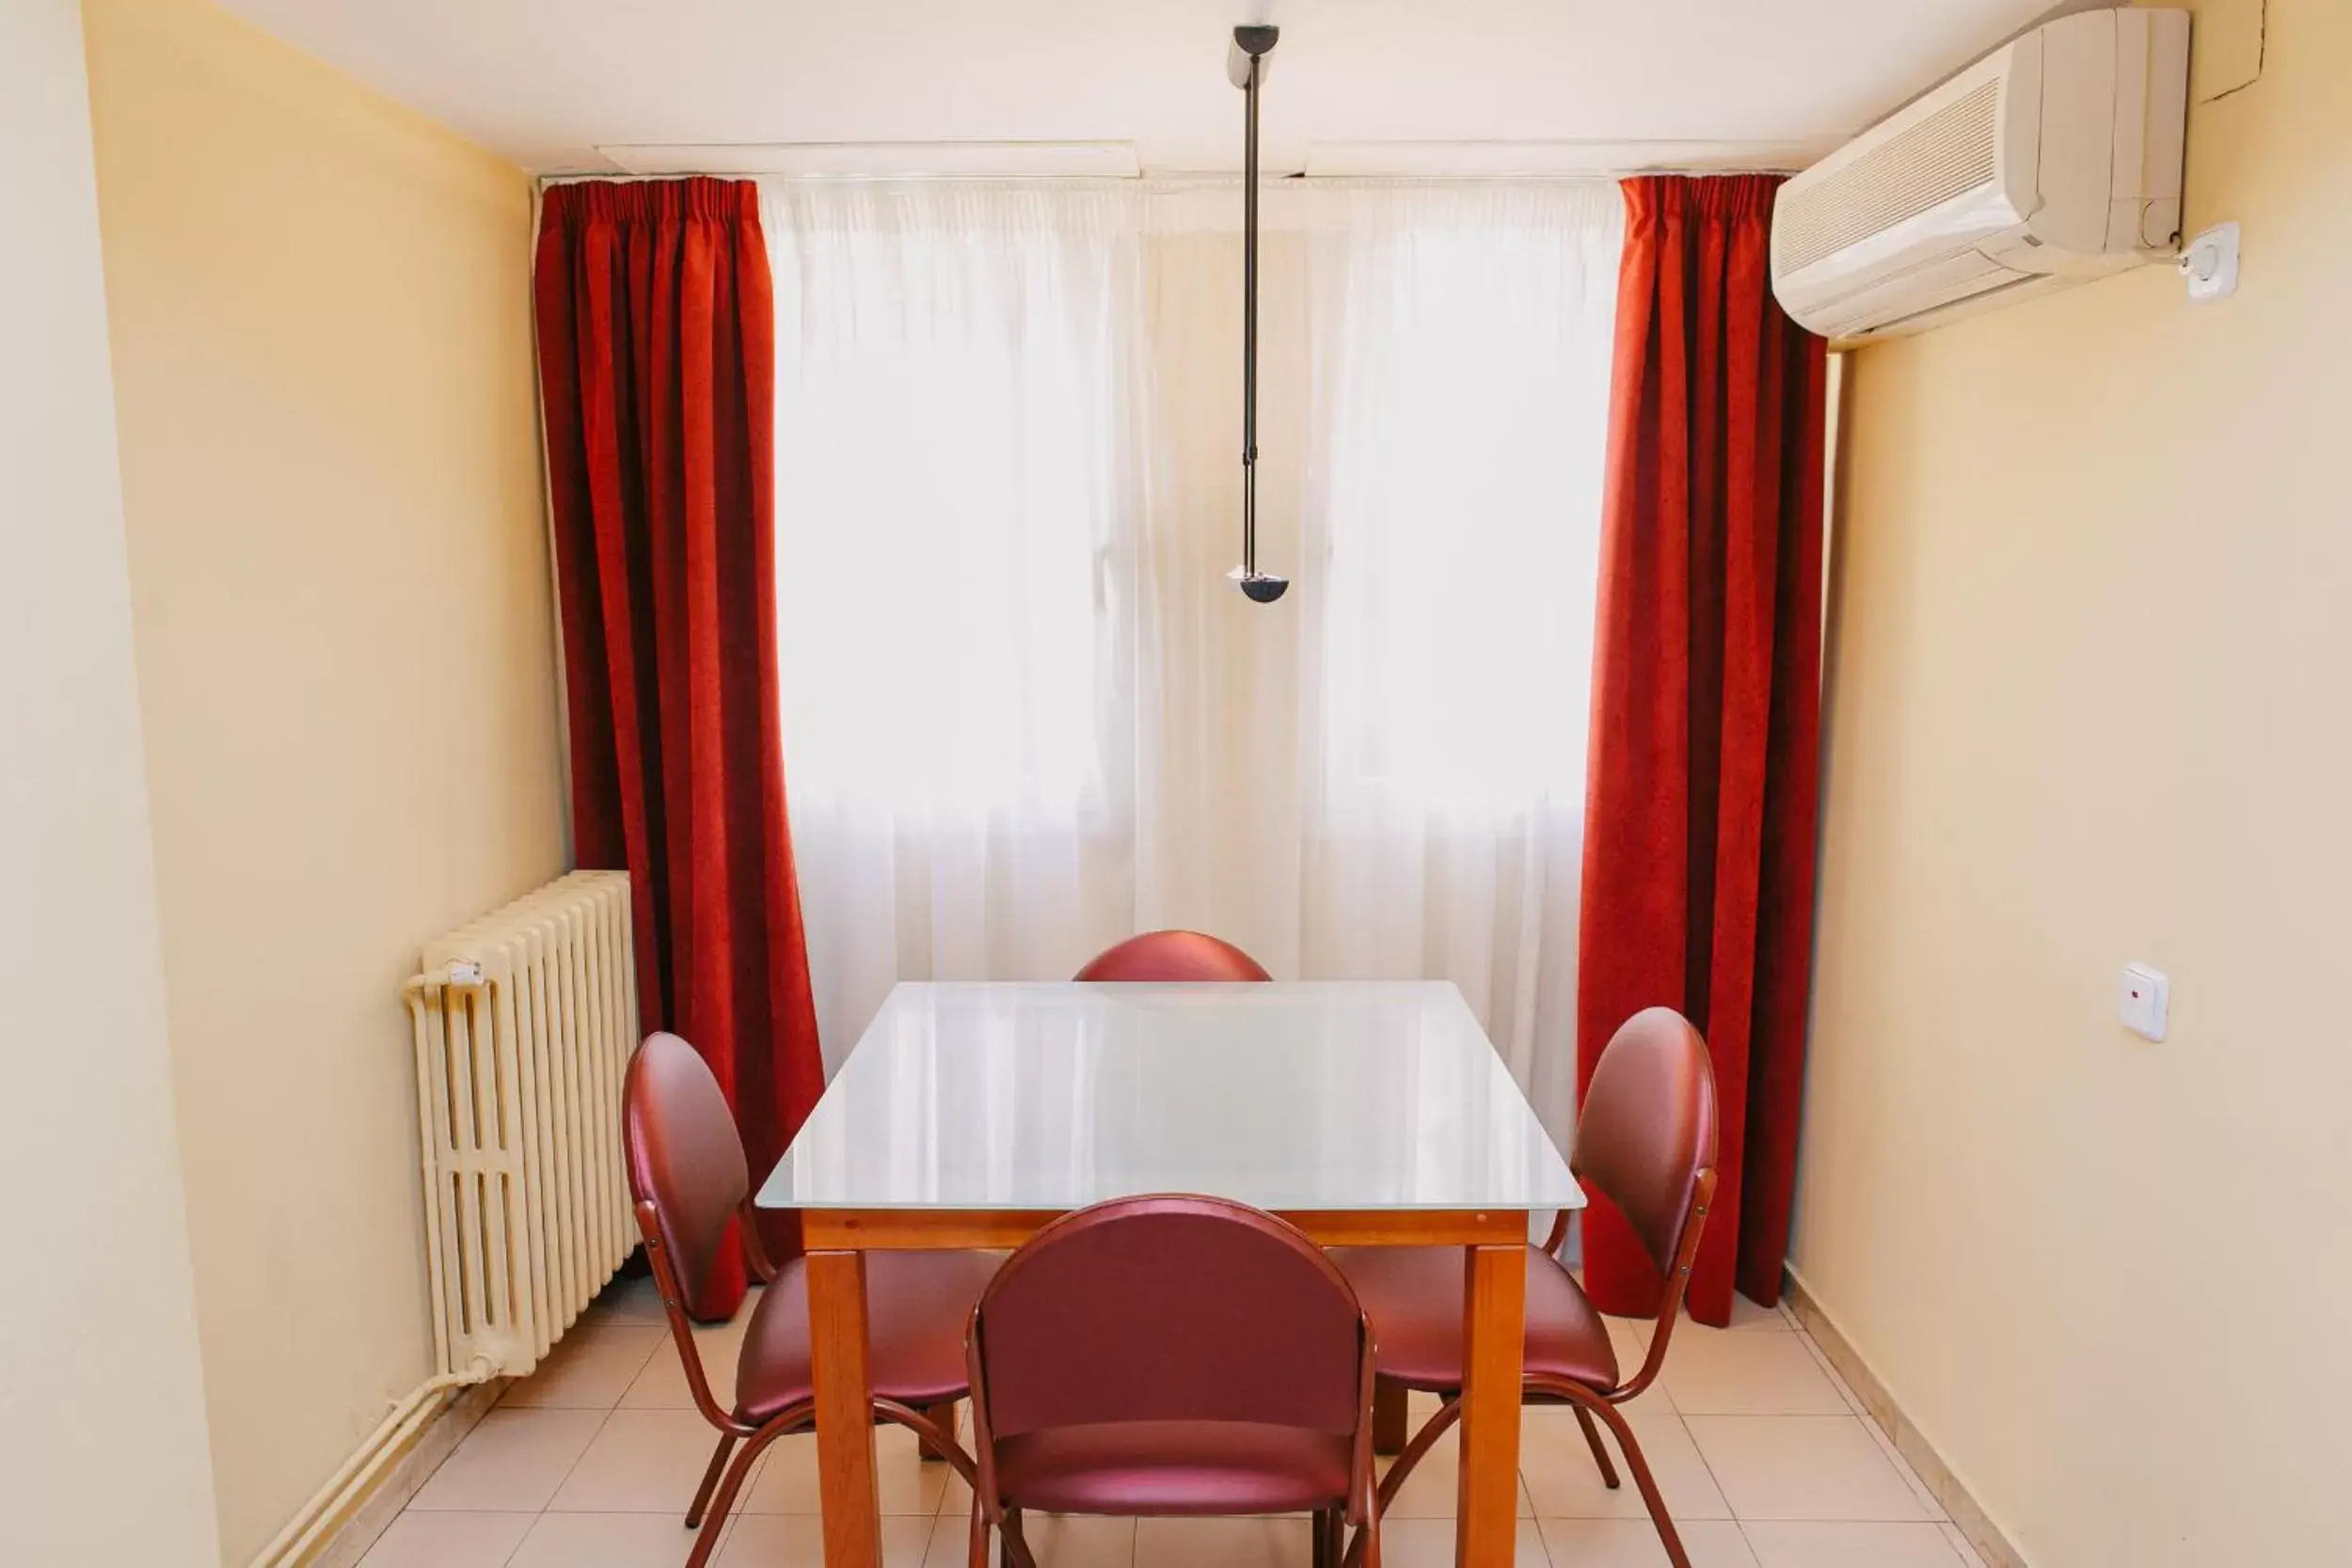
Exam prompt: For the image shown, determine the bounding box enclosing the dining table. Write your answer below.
[756,979,1584,1568]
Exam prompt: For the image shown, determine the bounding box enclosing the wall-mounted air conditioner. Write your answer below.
[1771,8,2190,343]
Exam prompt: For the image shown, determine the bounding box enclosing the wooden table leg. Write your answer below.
[1456,1243,1526,1568]
[920,1402,959,1461]
[1374,1378,1409,1456]
[807,1249,882,1568]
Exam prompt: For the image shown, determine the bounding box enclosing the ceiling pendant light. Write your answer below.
[1227,24,1288,605]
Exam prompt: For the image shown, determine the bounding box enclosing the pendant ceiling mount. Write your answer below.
[1227,24,1288,605]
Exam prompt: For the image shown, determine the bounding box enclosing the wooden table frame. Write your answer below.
[797,1206,1531,1568]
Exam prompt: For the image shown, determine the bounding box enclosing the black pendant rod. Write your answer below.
[1230,24,1286,604]
[1243,45,1259,577]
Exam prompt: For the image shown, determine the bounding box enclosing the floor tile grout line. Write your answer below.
[1663,1399,1745,1528]
[536,1402,621,1517]
[1852,1409,1949,1522]
[1521,1501,1561,1568]
[489,1511,529,1568]
[1677,1395,1952,1524]
[435,1307,1956,1559]
[501,1326,668,1413]
[1941,1519,1993,1568]
[1708,1513,1975,1526]
[917,1497,953,1567]
[1856,1408,1949,1520]
[1782,1322,1948,1524]
[1731,1517,1968,1568]
[1788,1317,1873,1419]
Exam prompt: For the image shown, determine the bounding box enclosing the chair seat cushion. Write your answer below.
[993,1420,1352,1515]
[1328,1244,1619,1393]
[734,1248,999,1425]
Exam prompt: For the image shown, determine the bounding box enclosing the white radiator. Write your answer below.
[404,870,639,1379]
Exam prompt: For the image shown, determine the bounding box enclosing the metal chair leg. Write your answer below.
[1374,1393,1464,1513]
[684,1432,737,1528]
[1572,1402,1621,1489]
[682,1420,788,1568]
[1578,1393,1692,1568]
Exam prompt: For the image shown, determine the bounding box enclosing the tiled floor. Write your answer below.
[362,1274,1985,1568]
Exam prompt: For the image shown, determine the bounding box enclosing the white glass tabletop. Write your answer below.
[758,981,1582,1214]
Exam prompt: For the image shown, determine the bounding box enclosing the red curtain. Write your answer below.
[1576,176,1827,1326]
[534,178,823,1320]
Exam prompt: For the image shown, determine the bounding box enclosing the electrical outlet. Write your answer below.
[2181,223,2240,304]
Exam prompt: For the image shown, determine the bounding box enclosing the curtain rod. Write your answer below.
[534,167,1804,192]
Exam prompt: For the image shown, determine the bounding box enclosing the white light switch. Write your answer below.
[2120,963,2169,1041]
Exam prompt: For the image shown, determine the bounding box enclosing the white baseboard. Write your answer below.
[303,1377,509,1568]
[1781,1265,2029,1568]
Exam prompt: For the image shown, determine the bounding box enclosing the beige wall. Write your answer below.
[80,0,567,1558]
[0,1,222,1561]
[1793,2,2350,1563]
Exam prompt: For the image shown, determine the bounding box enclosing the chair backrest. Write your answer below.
[622,1031,750,1320]
[1073,930,1272,982]
[1572,1007,1719,1287]
[970,1195,1363,1442]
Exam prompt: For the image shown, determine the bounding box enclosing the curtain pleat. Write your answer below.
[1577,175,1828,1324]
[1295,182,1625,1146]
[761,182,1152,1067]
[535,178,824,1319]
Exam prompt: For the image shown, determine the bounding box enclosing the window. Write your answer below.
[764,179,1621,1132]
[1306,183,1623,821]
[769,184,1139,820]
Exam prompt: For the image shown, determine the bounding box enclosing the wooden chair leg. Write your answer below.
[968,1504,990,1568]
[1373,1378,1409,1456]
[684,1432,736,1528]
[921,1401,959,1461]
[1572,1402,1621,1489]
[1580,1395,1691,1568]
[1313,1506,1342,1568]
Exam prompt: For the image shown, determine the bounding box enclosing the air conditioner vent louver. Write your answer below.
[1770,10,2188,341]
[1774,79,2002,277]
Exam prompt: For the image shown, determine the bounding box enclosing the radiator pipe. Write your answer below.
[246,1356,496,1568]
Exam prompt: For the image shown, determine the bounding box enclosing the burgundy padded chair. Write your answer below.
[623,1032,997,1568]
[1073,930,1272,982]
[965,1196,1381,1568]
[1330,1007,1719,1568]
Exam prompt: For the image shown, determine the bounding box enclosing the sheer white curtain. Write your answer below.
[1295,182,1623,1137]
[765,179,1621,1131]
[765,182,1150,1067]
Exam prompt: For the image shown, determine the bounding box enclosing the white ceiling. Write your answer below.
[213,0,2066,176]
